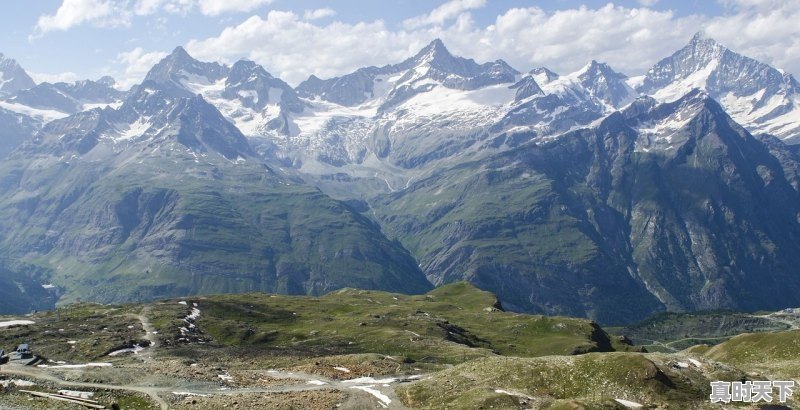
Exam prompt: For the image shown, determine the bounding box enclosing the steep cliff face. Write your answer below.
[375,92,800,324]
[0,81,431,307]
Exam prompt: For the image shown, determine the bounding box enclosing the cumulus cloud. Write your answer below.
[185,11,424,84]
[104,1,800,88]
[303,8,336,21]
[115,47,168,89]
[197,0,273,16]
[637,0,660,6]
[704,0,800,74]
[33,0,132,37]
[32,0,274,37]
[183,5,707,85]
[403,0,486,29]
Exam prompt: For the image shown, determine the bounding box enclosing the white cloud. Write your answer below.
[115,47,168,89]
[704,0,800,75]
[186,11,429,85]
[185,5,707,86]
[182,1,800,87]
[197,0,273,16]
[637,0,660,6]
[303,8,336,21]
[33,0,132,37]
[47,1,800,89]
[32,0,274,37]
[28,71,81,84]
[403,0,486,29]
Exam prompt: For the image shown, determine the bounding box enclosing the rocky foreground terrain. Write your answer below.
[0,283,796,409]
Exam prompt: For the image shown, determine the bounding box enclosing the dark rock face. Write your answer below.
[375,92,800,324]
[512,76,544,102]
[0,107,38,158]
[1,36,800,327]
[0,81,432,309]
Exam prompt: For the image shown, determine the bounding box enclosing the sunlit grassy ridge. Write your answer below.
[189,281,620,364]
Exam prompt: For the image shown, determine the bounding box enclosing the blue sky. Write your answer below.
[0,1,793,88]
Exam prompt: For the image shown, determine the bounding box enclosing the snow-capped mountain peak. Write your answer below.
[409,38,451,66]
[576,60,638,109]
[0,52,36,95]
[297,39,519,109]
[143,46,230,97]
[530,67,559,85]
[623,89,713,152]
[637,33,800,141]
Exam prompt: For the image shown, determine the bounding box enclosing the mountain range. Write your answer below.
[0,33,799,324]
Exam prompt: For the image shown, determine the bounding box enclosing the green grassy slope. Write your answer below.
[184,282,620,364]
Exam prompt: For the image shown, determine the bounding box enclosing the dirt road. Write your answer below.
[1,364,417,409]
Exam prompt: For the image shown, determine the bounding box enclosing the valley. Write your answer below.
[0,5,800,408]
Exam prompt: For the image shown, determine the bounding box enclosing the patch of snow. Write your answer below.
[495,389,533,399]
[172,391,210,397]
[41,284,56,289]
[38,362,113,369]
[186,307,200,320]
[0,320,35,327]
[396,83,514,119]
[82,101,122,111]
[633,98,702,152]
[0,100,68,123]
[349,385,391,406]
[688,358,702,367]
[180,304,201,336]
[343,377,397,384]
[237,90,258,104]
[626,75,646,90]
[218,373,234,382]
[115,117,152,141]
[675,361,689,368]
[720,90,800,138]
[333,366,350,373]
[178,301,187,305]
[67,341,76,344]
[58,390,94,399]
[307,380,327,385]
[651,59,718,103]
[108,344,145,356]
[615,398,643,408]
[178,71,217,94]
[0,380,36,387]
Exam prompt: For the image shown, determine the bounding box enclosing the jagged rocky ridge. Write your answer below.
[0,72,432,311]
[634,32,800,141]
[374,91,800,323]
[0,35,799,323]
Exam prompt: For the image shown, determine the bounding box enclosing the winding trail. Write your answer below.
[0,366,170,410]
[1,365,416,409]
[0,306,418,409]
[133,306,158,363]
